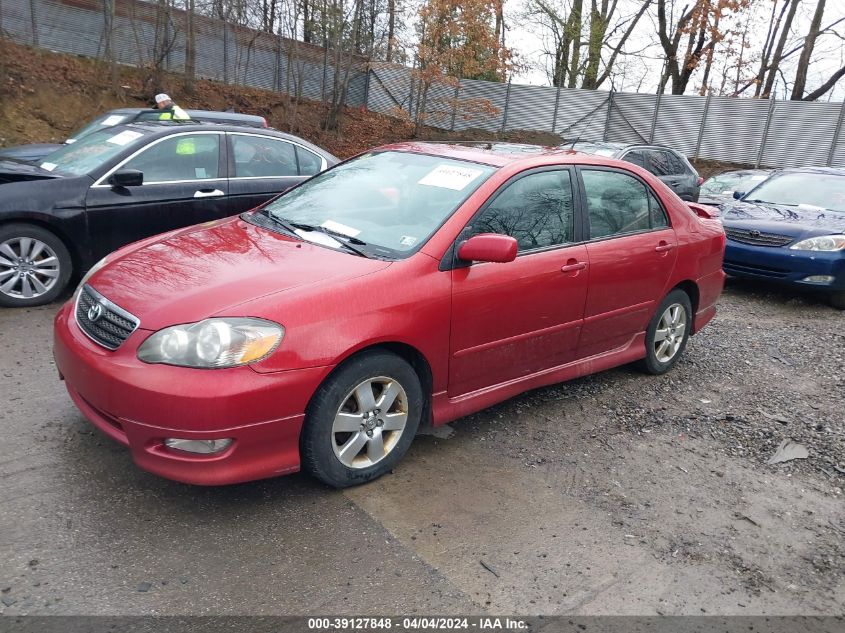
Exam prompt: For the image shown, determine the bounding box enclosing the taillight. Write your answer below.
[697,177,704,186]
[262,117,269,128]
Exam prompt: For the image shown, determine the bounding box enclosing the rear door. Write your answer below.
[85,131,228,256]
[448,167,589,396]
[576,167,678,358]
[225,132,328,214]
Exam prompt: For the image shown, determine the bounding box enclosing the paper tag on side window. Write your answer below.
[418,164,483,191]
[101,115,125,126]
[321,220,361,237]
[107,130,143,146]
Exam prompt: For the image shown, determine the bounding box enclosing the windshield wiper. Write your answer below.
[286,221,370,258]
[252,210,301,238]
[745,199,797,207]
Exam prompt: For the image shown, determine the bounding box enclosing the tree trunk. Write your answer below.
[386,0,395,61]
[791,0,826,100]
[185,0,196,95]
[762,0,799,98]
[566,0,583,89]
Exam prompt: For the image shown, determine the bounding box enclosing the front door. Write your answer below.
[448,168,589,396]
[85,132,228,259]
[576,167,678,357]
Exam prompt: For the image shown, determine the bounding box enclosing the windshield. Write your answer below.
[742,172,845,212]
[701,171,769,196]
[259,151,495,257]
[40,128,149,177]
[67,113,132,143]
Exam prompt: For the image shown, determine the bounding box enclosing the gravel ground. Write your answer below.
[0,279,843,615]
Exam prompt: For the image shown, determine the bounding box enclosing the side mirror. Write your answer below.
[109,169,143,187]
[688,202,719,219]
[732,190,745,200]
[457,234,518,264]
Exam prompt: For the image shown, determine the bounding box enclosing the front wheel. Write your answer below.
[300,350,422,488]
[636,289,693,375]
[829,290,845,310]
[0,223,72,307]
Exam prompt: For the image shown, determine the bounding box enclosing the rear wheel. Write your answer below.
[636,289,692,375]
[0,223,72,307]
[300,350,422,488]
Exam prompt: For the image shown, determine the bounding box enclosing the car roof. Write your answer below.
[374,141,576,167]
[100,122,337,161]
[106,107,265,124]
[776,166,845,176]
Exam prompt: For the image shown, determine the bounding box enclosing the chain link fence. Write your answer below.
[4,0,845,169]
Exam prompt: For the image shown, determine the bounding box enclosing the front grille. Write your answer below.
[724,227,793,247]
[723,260,790,278]
[75,285,140,350]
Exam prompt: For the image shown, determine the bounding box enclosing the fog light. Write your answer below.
[164,438,233,454]
[802,275,835,284]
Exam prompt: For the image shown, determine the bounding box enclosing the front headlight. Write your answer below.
[789,235,845,251]
[137,318,284,368]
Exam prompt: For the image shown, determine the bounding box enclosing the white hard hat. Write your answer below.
[154,93,171,104]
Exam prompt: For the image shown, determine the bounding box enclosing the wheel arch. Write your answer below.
[0,217,82,278]
[309,341,435,431]
[669,279,700,329]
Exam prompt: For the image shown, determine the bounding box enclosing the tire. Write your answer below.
[0,223,72,308]
[300,350,423,488]
[636,289,693,375]
[829,290,845,310]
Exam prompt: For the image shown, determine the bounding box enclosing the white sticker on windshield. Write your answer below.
[101,115,125,126]
[294,228,342,248]
[418,164,483,191]
[65,138,76,144]
[321,219,361,237]
[750,175,767,181]
[40,162,57,171]
[399,235,417,247]
[107,130,143,146]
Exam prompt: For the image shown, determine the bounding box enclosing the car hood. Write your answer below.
[87,216,392,331]
[0,143,64,164]
[0,157,63,184]
[719,200,845,236]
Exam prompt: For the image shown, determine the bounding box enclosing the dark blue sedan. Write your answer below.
[719,167,845,309]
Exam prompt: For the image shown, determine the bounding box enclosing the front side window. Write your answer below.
[123,134,220,183]
[259,151,496,257]
[231,135,298,178]
[467,170,575,252]
[583,169,666,239]
[623,150,647,168]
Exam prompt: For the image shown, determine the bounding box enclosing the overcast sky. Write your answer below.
[498,0,845,100]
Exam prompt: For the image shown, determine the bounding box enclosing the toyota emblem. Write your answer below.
[749,230,761,238]
[87,302,104,322]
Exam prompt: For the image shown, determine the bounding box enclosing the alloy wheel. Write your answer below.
[654,303,687,363]
[0,237,61,300]
[331,376,409,469]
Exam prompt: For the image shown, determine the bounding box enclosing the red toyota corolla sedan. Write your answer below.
[53,142,725,488]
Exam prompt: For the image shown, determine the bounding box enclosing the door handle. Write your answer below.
[194,189,224,198]
[655,242,674,253]
[561,261,587,273]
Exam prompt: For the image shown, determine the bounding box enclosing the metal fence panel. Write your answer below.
[453,79,507,132]
[505,83,556,133]
[607,92,655,144]
[762,100,841,168]
[651,94,707,157]
[699,96,772,165]
[554,89,608,142]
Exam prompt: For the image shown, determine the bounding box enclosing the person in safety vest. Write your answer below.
[154,93,190,120]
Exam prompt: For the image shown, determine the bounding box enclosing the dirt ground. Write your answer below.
[0,281,842,616]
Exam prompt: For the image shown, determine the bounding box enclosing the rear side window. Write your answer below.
[231,135,298,178]
[296,147,324,175]
[623,150,647,168]
[123,134,220,182]
[582,169,667,239]
[468,169,575,252]
[649,150,686,176]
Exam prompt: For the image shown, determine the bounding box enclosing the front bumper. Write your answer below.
[53,302,331,485]
[723,241,845,290]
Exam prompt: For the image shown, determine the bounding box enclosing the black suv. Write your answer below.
[0,108,269,163]
[567,142,703,202]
